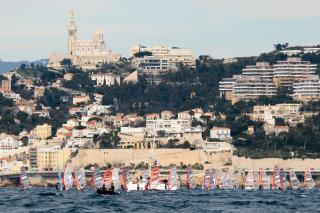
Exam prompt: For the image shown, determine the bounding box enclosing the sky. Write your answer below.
[1,0,320,61]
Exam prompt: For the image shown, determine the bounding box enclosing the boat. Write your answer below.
[186,166,196,189]
[63,165,73,191]
[96,186,119,195]
[245,170,255,190]
[168,166,180,191]
[289,169,300,190]
[203,169,212,191]
[92,167,104,191]
[20,167,31,191]
[304,170,315,190]
[74,167,87,191]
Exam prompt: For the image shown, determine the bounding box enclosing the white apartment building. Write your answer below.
[249,103,304,126]
[0,134,20,155]
[132,56,176,74]
[210,127,232,141]
[91,73,121,86]
[131,44,196,67]
[293,75,320,102]
[120,127,146,135]
[146,117,192,136]
[273,57,317,88]
[242,62,274,80]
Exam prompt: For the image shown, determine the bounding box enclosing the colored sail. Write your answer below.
[20,167,31,191]
[141,168,150,185]
[112,168,121,191]
[57,166,63,192]
[203,169,211,191]
[74,167,87,191]
[304,170,315,190]
[150,165,160,189]
[63,165,73,191]
[121,169,128,191]
[168,166,179,190]
[186,166,196,189]
[93,167,104,191]
[289,169,300,190]
[245,170,255,190]
[103,169,113,189]
[253,171,260,189]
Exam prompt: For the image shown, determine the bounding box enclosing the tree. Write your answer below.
[133,51,153,58]
[60,58,72,67]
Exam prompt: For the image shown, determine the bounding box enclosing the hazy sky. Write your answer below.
[1,0,320,61]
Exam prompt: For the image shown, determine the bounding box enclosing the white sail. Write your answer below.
[304,170,315,190]
[245,170,255,190]
[186,166,196,189]
[20,167,31,191]
[203,169,211,191]
[168,166,180,190]
[210,169,217,189]
[260,169,270,190]
[93,167,104,190]
[280,168,288,190]
[75,167,87,191]
[57,166,63,192]
[221,171,234,190]
[63,165,73,191]
[289,169,300,190]
[112,168,121,191]
[272,165,281,189]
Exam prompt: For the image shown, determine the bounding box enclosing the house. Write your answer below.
[210,127,232,141]
[73,95,90,105]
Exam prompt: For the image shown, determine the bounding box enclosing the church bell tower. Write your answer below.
[68,10,77,57]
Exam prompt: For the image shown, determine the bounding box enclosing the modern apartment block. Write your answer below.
[131,44,196,67]
[219,58,319,103]
[293,75,320,102]
[219,62,276,103]
[132,56,176,74]
[273,57,317,88]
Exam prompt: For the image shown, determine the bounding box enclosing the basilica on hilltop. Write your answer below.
[48,11,120,70]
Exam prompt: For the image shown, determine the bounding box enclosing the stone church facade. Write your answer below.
[48,11,120,70]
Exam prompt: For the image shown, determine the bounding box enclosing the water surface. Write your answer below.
[1,188,319,212]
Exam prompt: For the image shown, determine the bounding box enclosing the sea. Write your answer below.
[1,187,319,213]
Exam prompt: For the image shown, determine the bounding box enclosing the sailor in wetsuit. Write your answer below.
[110,182,115,192]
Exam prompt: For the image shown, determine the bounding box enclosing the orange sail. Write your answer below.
[150,165,159,186]
[103,169,113,188]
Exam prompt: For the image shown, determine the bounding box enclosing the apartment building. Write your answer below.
[29,145,71,172]
[249,103,304,126]
[132,56,176,74]
[219,59,318,103]
[0,134,20,155]
[210,127,232,141]
[146,116,192,136]
[131,44,196,67]
[35,124,52,140]
[273,57,317,88]
[293,75,320,102]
